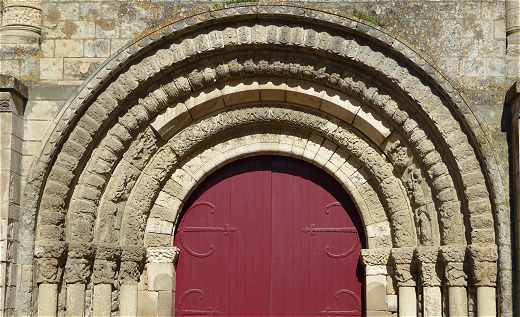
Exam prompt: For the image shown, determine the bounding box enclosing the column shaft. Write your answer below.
[66,284,85,317]
[92,284,111,317]
[448,286,468,317]
[477,287,496,317]
[37,283,58,317]
[398,286,416,317]
[423,286,442,317]
[120,284,138,317]
[365,274,387,312]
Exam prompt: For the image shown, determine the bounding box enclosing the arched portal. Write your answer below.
[19,5,505,317]
[174,155,364,316]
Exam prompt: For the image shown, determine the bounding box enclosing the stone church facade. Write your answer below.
[0,0,519,316]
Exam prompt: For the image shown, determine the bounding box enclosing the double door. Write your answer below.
[174,156,363,316]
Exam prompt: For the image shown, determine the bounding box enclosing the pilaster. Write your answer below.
[0,74,26,317]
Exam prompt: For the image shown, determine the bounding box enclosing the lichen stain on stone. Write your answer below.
[96,19,115,31]
[62,20,78,38]
[46,6,61,24]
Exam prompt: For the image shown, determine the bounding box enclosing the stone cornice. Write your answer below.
[0,74,27,99]
[0,75,27,114]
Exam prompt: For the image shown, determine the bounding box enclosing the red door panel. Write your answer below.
[175,156,363,316]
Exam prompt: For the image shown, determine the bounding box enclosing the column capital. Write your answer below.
[34,239,66,283]
[360,248,391,265]
[36,257,61,284]
[440,245,467,287]
[468,244,498,287]
[64,242,94,284]
[146,246,180,264]
[390,247,416,287]
[92,244,120,285]
[415,247,441,287]
[120,245,146,284]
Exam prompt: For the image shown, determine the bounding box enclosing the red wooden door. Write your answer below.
[174,156,363,316]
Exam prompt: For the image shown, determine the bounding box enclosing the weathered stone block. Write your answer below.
[84,39,110,58]
[40,58,63,81]
[54,40,82,58]
[63,58,104,81]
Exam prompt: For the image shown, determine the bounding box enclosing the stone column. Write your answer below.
[119,246,145,317]
[441,245,468,317]
[468,244,498,317]
[0,75,26,316]
[390,247,416,317]
[0,0,41,44]
[416,247,441,317]
[34,240,65,317]
[35,248,62,317]
[141,246,179,317]
[64,243,93,317]
[360,248,391,316]
[92,244,119,317]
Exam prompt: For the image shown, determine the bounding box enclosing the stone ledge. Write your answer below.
[0,75,27,100]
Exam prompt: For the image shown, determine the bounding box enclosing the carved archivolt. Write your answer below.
[121,106,416,247]
[141,129,393,248]
[22,7,506,315]
[35,24,492,250]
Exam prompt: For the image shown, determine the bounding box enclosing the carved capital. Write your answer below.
[468,244,498,287]
[121,245,146,263]
[64,258,91,284]
[119,261,142,284]
[440,245,467,287]
[119,245,146,284]
[36,257,61,284]
[147,246,180,263]
[415,247,441,287]
[92,259,117,285]
[91,243,120,284]
[361,248,391,266]
[390,247,416,287]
